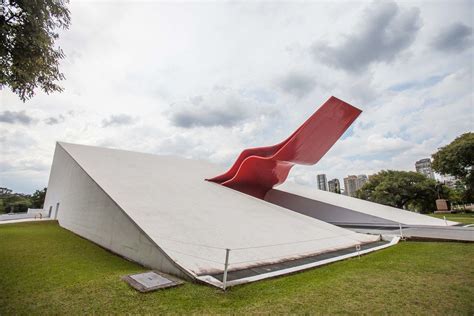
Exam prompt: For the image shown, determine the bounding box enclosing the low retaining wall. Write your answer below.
[0,209,49,221]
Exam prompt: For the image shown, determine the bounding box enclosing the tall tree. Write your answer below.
[0,188,33,213]
[432,132,474,202]
[31,187,47,208]
[356,170,441,213]
[1,0,70,101]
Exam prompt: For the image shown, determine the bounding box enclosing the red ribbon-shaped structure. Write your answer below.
[207,96,361,199]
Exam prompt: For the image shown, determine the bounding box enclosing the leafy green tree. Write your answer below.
[31,187,47,208]
[446,183,465,205]
[2,194,32,213]
[356,170,440,213]
[1,0,71,101]
[0,187,36,213]
[432,133,474,202]
[5,199,31,213]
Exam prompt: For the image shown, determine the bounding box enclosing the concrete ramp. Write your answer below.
[351,226,473,242]
[266,182,458,227]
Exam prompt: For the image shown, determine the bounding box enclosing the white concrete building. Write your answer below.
[44,142,456,288]
[356,175,368,190]
[328,179,341,193]
[343,175,358,197]
[415,158,435,179]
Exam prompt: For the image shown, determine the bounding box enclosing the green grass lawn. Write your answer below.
[0,221,473,315]
[429,212,474,224]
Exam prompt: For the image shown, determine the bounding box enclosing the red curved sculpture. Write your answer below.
[207,96,362,199]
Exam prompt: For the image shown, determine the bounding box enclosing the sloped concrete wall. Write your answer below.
[265,189,398,226]
[44,143,190,280]
[267,182,456,227]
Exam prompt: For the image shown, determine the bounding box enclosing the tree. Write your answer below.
[1,0,70,101]
[1,192,32,213]
[356,170,441,213]
[432,133,474,202]
[31,187,47,208]
[0,187,43,213]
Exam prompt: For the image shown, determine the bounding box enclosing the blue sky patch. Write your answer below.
[389,74,447,92]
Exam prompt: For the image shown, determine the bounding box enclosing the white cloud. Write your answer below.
[102,114,136,127]
[0,0,472,194]
[365,134,412,154]
[431,22,473,53]
[170,90,252,128]
[0,111,35,125]
[278,72,316,98]
[312,1,422,72]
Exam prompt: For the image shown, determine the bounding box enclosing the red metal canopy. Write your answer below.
[207,96,361,199]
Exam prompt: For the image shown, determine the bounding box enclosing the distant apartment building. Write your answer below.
[343,174,369,197]
[415,158,435,179]
[441,175,457,189]
[317,174,328,191]
[356,175,368,190]
[328,178,341,193]
[343,175,358,197]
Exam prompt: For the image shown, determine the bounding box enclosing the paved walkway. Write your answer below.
[350,225,474,242]
[210,240,390,282]
[0,218,54,225]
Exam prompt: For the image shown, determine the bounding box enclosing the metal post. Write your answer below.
[355,244,361,259]
[399,223,404,239]
[223,248,230,291]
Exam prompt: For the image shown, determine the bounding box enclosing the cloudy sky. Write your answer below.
[1,0,473,194]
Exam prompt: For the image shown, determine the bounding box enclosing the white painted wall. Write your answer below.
[44,144,190,279]
[0,213,34,221]
[0,209,48,221]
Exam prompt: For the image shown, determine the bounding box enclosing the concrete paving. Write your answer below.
[349,225,474,242]
[0,218,53,225]
[211,240,390,282]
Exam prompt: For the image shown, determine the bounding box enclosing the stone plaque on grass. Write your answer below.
[122,271,183,292]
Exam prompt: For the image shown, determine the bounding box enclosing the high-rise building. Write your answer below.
[415,158,435,179]
[343,175,358,197]
[441,175,457,189]
[356,175,368,190]
[317,174,328,191]
[328,178,341,193]
[343,174,369,197]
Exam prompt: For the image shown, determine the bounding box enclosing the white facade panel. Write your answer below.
[44,144,189,279]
